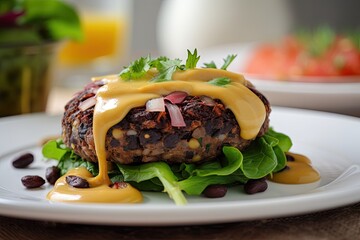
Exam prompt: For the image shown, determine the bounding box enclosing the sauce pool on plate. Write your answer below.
[270,153,320,184]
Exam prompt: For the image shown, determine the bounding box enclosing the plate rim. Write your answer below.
[0,108,360,226]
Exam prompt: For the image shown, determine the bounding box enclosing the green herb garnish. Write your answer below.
[203,54,237,70]
[119,49,237,82]
[203,61,217,69]
[150,58,183,82]
[220,54,237,70]
[119,56,151,80]
[185,49,200,69]
[120,51,197,82]
[208,77,231,87]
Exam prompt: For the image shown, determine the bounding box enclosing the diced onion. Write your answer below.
[164,91,188,104]
[91,88,98,94]
[165,102,186,127]
[200,96,215,106]
[78,96,96,111]
[146,97,165,112]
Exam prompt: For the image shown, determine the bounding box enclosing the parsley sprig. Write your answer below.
[119,56,151,80]
[119,49,236,87]
[203,54,237,70]
[120,49,200,82]
[208,77,231,87]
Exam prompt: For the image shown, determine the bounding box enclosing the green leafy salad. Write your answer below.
[42,50,293,205]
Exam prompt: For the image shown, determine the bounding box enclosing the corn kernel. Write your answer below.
[112,129,123,139]
[188,138,200,149]
[144,133,150,139]
[192,154,201,162]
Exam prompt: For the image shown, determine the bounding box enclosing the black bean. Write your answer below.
[66,175,89,188]
[45,166,61,185]
[78,122,88,139]
[219,121,233,135]
[110,138,120,147]
[180,131,192,140]
[185,151,194,159]
[164,134,179,148]
[133,155,143,163]
[277,165,290,173]
[12,153,34,168]
[139,130,162,146]
[203,185,228,198]
[124,135,140,150]
[244,178,268,194]
[21,175,45,188]
[286,154,295,161]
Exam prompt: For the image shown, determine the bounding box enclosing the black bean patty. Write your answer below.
[62,84,271,164]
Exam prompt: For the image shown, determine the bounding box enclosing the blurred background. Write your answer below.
[0,0,359,117]
[134,0,360,57]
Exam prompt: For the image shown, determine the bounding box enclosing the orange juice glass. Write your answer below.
[54,0,132,87]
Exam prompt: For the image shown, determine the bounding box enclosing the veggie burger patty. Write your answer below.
[62,82,271,164]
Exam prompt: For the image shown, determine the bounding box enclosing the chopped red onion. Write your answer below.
[91,88,98,94]
[165,102,186,127]
[84,80,104,90]
[78,96,96,111]
[164,91,188,104]
[146,97,165,112]
[200,96,216,106]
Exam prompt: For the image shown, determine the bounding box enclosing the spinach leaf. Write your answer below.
[116,162,187,205]
[266,128,292,152]
[178,175,243,196]
[193,146,243,176]
[241,137,277,179]
[42,139,98,176]
[42,140,68,161]
[272,145,287,173]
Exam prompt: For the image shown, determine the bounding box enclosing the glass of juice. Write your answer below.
[54,0,132,87]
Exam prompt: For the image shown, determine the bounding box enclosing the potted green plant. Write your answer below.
[0,0,82,117]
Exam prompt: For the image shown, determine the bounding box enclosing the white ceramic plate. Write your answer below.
[201,43,360,117]
[0,109,360,226]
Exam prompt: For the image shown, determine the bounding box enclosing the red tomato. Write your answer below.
[244,34,360,82]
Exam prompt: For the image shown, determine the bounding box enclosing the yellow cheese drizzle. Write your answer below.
[270,152,320,184]
[48,68,267,203]
[47,167,142,203]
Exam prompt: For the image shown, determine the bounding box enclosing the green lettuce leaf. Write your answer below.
[42,128,293,205]
[117,162,187,205]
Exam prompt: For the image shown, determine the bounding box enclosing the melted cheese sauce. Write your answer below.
[47,167,142,203]
[270,153,320,184]
[47,68,270,203]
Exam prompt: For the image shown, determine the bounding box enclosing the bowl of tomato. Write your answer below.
[243,27,360,82]
[200,28,360,117]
